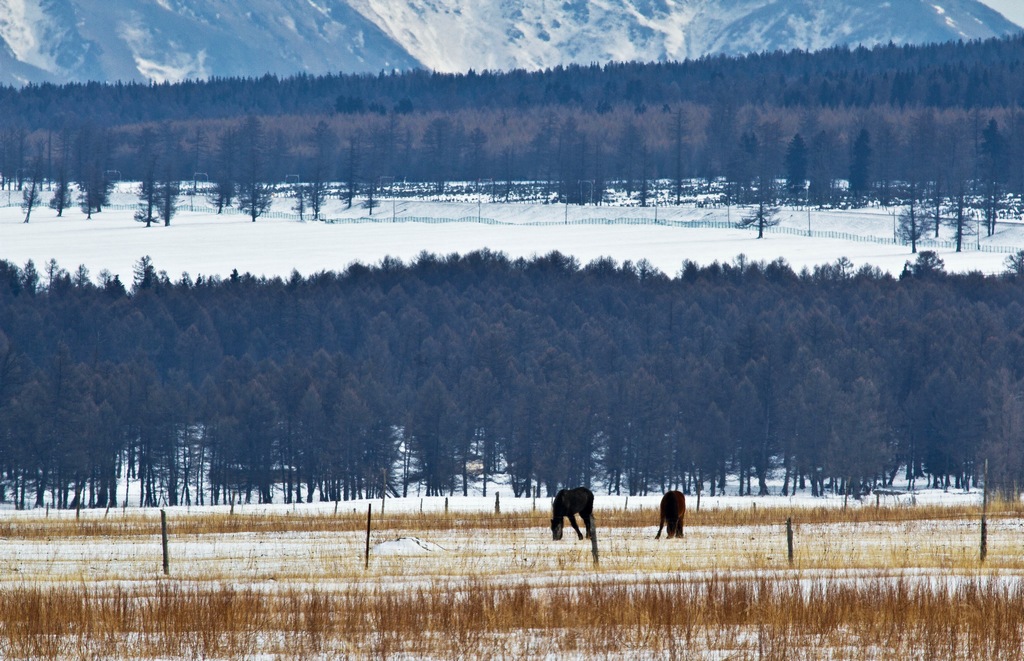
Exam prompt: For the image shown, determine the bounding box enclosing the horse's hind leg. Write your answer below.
[567,514,584,540]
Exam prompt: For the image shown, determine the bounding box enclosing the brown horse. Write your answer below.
[655,490,686,539]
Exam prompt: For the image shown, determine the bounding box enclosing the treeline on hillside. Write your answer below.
[1,251,1024,509]
[3,36,1024,128]
[5,41,1024,221]
[5,97,1024,230]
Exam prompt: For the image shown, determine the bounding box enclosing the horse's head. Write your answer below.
[551,517,563,540]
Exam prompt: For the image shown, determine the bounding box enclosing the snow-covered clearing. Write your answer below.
[2,185,1023,284]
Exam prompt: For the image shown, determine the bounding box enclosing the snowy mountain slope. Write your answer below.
[0,0,420,85]
[346,0,1021,73]
[0,0,1018,85]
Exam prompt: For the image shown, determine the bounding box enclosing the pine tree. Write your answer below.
[980,118,1005,237]
[48,131,73,218]
[784,133,808,201]
[236,116,273,222]
[134,128,158,228]
[20,151,43,224]
[848,128,872,206]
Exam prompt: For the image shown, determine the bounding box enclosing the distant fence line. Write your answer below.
[320,213,1023,255]
[6,200,1023,255]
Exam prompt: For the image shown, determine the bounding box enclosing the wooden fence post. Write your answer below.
[786,517,794,566]
[495,492,500,514]
[365,503,372,570]
[161,509,169,576]
[981,459,989,562]
[590,521,599,565]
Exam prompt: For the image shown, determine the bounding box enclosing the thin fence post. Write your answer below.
[365,503,372,570]
[786,517,794,566]
[981,459,989,562]
[445,497,449,515]
[161,509,169,576]
[981,516,988,562]
[495,492,500,515]
[590,519,599,565]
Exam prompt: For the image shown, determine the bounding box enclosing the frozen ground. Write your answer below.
[0,483,1015,659]
[1,185,1022,285]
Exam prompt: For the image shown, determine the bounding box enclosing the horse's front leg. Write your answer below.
[567,514,584,540]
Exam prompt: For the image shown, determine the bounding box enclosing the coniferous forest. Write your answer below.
[4,36,1024,507]
[1,251,1024,509]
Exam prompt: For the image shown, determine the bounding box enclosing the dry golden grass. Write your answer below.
[4,494,1016,538]
[1,574,1023,659]
[0,499,1022,658]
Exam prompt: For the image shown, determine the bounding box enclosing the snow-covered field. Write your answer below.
[3,187,1024,658]
[0,488,1019,658]
[2,185,1023,285]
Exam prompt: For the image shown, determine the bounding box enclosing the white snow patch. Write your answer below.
[0,0,59,71]
[373,536,446,555]
[131,49,208,84]
[119,21,208,83]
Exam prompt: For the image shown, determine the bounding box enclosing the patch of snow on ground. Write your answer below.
[3,184,1023,285]
[372,536,447,554]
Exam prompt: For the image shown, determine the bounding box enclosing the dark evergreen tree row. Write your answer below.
[4,36,1024,130]
[6,100,1024,228]
[2,251,1024,509]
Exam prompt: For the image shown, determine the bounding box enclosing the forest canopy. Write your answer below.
[1,251,1023,509]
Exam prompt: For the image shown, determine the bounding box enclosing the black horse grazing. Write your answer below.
[655,490,686,539]
[551,487,595,540]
